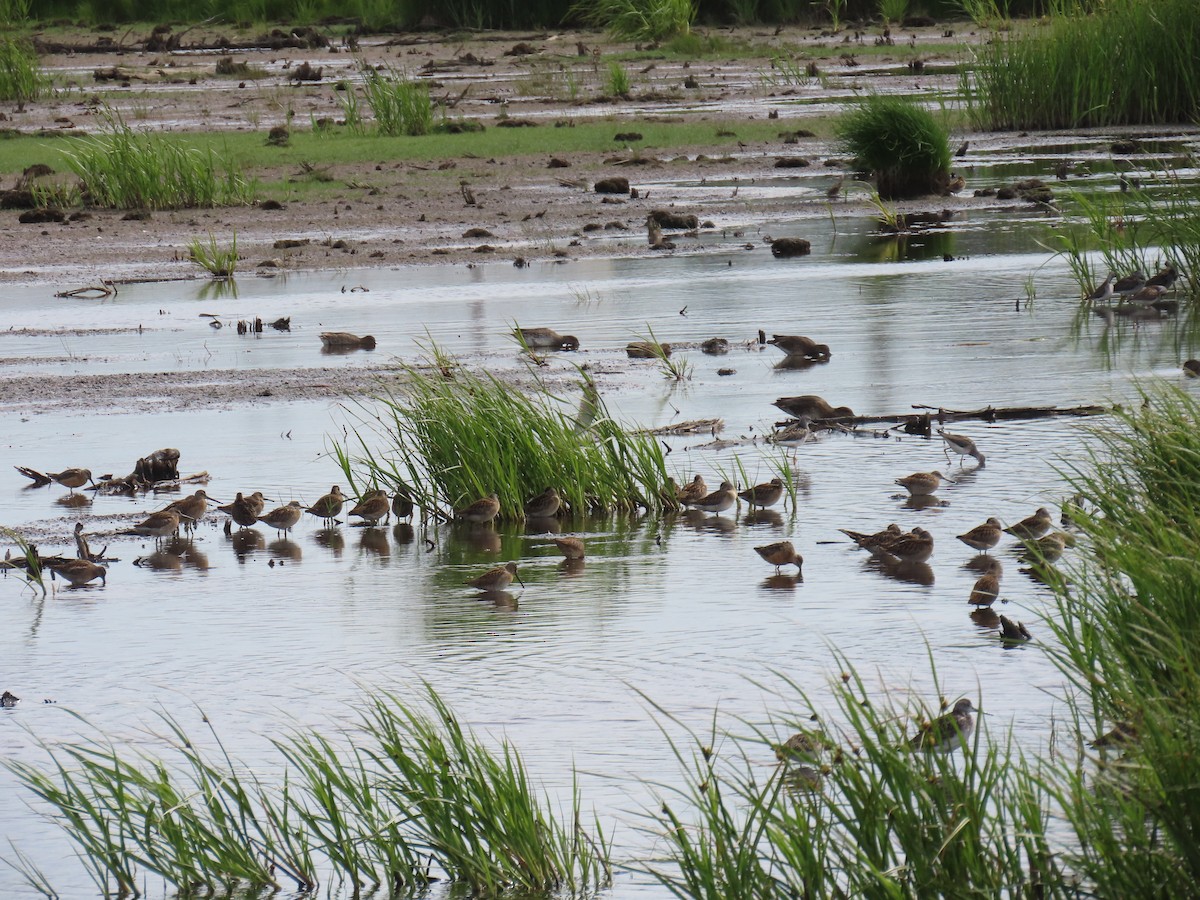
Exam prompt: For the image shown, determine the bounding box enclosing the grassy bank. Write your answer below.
[964,0,1200,129]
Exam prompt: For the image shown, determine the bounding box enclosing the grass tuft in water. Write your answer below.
[5,686,609,896]
[0,37,44,108]
[357,61,433,137]
[337,342,673,521]
[572,0,696,42]
[836,94,951,199]
[188,231,238,278]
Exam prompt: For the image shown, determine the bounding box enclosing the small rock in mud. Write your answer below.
[473,244,496,253]
[548,157,570,168]
[266,125,290,146]
[122,209,151,221]
[269,317,291,331]
[614,132,643,142]
[771,237,811,258]
[257,259,282,268]
[717,368,736,376]
[504,42,539,56]
[462,227,494,238]
[774,157,811,168]
[259,199,285,211]
[288,61,322,82]
[0,189,35,209]
[19,208,65,224]
[594,176,631,195]
[649,209,699,230]
[496,118,538,128]
[1111,139,1141,154]
[273,238,310,249]
[702,337,730,355]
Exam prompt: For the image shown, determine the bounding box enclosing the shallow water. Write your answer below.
[2,206,1198,897]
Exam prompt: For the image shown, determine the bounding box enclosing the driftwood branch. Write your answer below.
[773,403,1106,437]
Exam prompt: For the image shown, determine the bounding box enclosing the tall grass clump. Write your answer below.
[337,345,673,520]
[836,94,951,199]
[60,112,254,210]
[1043,386,1200,895]
[188,231,238,278]
[964,0,1200,130]
[1052,179,1200,306]
[571,0,697,43]
[0,38,45,109]
[358,62,433,137]
[6,686,609,897]
[642,662,1054,897]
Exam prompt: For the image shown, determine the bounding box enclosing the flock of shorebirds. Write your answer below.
[1087,264,1183,324]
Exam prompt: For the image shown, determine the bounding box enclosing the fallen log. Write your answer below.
[772,403,1108,437]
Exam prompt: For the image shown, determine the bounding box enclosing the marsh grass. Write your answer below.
[60,111,254,210]
[6,687,610,897]
[637,325,691,381]
[0,527,45,595]
[0,37,44,108]
[358,61,433,137]
[336,344,672,521]
[188,231,238,278]
[572,0,697,42]
[643,661,1054,897]
[837,94,950,199]
[605,60,631,99]
[965,0,1200,130]
[1044,386,1200,895]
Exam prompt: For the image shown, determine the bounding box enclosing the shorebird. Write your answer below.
[1019,531,1068,563]
[687,481,737,515]
[306,486,346,524]
[968,559,1002,606]
[259,500,304,536]
[166,490,213,531]
[466,561,522,592]
[1085,272,1115,302]
[456,492,501,523]
[514,327,580,351]
[73,522,93,561]
[938,429,985,467]
[391,490,415,521]
[871,528,933,564]
[754,540,803,573]
[320,332,376,350]
[552,536,585,559]
[218,491,268,528]
[676,475,708,505]
[48,467,92,494]
[767,334,832,360]
[773,395,854,420]
[626,340,670,358]
[1184,359,1200,377]
[524,487,562,519]
[894,470,950,497]
[774,729,830,764]
[957,518,1002,553]
[1147,264,1178,289]
[121,508,182,542]
[840,523,903,551]
[48,558,107,587]
[908,698,978,752]
[826,174,845,200]
[1112,269,1146,296]
[349,489,391,526]
[1004,507,1053,540]
[999,615,1032,642]
[739,478,784,508]
[701,337,730,354]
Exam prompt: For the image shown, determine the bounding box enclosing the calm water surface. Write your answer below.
[2,210,1197,897]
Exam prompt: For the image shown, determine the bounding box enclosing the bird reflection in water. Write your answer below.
[313,526,345,557]
[358,527,390,559]
[269,538,302,562]
[478,590,518,610]
[742,509,784,528]
[761,573,802,591]
[392,523,415,545]
[228,528,265,563]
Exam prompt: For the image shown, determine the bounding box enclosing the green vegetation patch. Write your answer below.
[836,93,950,199]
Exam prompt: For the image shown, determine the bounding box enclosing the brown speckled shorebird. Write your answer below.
[840,523,903,551]
[48,558,107,587]
[767,334,831,360]
[259,500,304,536]
[349,489,391,526]
[894,471,950,497]
[466,561,522,592]
[871,528,934,564]
[553,536,585,559]
[1085,272,1115,302]
[1113,270,1146,296]
[1004,507,1053,541]
[167,490,213,531]
[306,486,346,524]
[909,699,978,753]
[968,558,1002,606]
[456,492,501,523]
[739,478,784,508]
[999,615,1032,642]
[626,340,670,358]
[1184,359,1200,377]
[48,467,92,494]
[754,540,804,573]
[687,481,737,516]
[773,395,854,420]
[320,331,376,350]
[218,491,268,529]
[514,327,580,351]
[676,475,708,505]
[524,487,562,519]
[1019,531,1068,563]
[774,729,831,764]
[121,508,181,542]
[957,518,1003,553]
[391,491,415,521]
